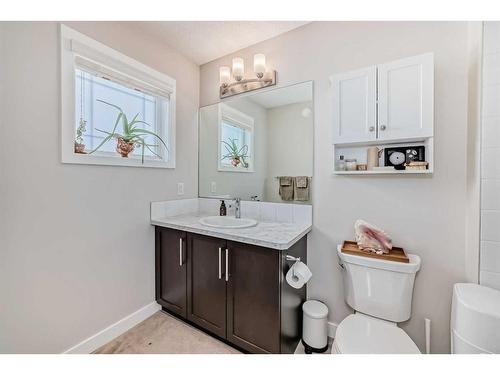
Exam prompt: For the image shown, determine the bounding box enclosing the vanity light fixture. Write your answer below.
[219,54,277,99]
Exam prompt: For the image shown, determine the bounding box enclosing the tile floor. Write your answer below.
[94,311,240,354]
[94,310,332,354]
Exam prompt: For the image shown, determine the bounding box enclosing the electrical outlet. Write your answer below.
[211,181,217,193]
[177,182,184,195]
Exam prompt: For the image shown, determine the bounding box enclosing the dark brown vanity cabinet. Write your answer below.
[226,240,281,353]
[155,228,187,318]
[155,226,307,354]
[187,234,227,339]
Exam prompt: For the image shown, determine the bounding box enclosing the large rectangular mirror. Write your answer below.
[199,81,313,204]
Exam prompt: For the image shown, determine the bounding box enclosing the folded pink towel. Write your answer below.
[354,219,392,255]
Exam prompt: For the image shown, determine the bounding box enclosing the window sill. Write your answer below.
[62,153,175,169]
[217,166,254,173]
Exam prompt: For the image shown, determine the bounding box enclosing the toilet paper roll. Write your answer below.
[286,261,312,289]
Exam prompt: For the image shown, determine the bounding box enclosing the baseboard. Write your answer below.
[63,302,161,354]
[328,321,338,338]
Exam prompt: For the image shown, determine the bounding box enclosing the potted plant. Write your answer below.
[89,99,168,163]
[221,138,249,168]
[74,118,87,154]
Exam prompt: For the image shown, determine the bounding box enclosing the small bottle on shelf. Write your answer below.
[336,155,346,171]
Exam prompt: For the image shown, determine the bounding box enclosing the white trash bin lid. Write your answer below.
[303,300,328,319]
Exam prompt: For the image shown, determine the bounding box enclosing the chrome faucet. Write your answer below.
[233,198,241,219]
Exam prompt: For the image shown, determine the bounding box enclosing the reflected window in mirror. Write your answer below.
[199,81,313,203]
[218,103,254,172]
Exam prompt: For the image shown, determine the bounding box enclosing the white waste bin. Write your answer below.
[302,300,329,353]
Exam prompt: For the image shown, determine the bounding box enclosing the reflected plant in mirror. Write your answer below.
[221,138,249,168]
[199,81,313,204]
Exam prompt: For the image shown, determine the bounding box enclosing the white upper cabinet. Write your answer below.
[331,53,434,145]
[331,66,377,144]
[377,53,434,141]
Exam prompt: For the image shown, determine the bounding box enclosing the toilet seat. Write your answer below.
[332,314,420,354]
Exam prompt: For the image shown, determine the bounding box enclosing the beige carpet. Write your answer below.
[94,311,240,354]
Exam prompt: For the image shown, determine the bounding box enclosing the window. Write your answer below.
[218,103,254,172]
[75,69,169,160]
[61,25,176,168]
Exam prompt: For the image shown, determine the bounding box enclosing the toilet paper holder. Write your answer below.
[285,255,301,263]
[285,255,301,278]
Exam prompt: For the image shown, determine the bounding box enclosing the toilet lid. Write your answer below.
[335,314,420,354]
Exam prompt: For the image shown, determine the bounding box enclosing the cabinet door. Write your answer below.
[187,234,227,338]
[155,227,187,318]
[331,66,377,144]
[377,53,434,141]
[226,242,281,354]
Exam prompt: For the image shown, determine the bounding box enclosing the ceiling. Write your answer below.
[127,21,309,65]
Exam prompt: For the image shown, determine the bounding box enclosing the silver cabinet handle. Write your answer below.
[369,126,375,132]
[225,249,229,282]
[380,125,387,131]
[179,237,183,266]
[218,247,222,279]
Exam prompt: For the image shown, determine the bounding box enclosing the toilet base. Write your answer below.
[302,339,328,354]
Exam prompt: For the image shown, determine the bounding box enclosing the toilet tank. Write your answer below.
[337,246,421,322]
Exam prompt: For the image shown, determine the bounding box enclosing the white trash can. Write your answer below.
[302,300,329,353]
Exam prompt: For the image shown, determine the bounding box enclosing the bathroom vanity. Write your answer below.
[151,80,315,353]
[151,200,312,354]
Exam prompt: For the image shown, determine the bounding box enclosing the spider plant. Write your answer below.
[221,138,249,168]
[88,99,168,163]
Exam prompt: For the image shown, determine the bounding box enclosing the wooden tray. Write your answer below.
[341,241,409,263]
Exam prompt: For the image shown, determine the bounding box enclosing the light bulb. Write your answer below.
[232,57,244,81]
[254,54,266,78]
[219,66,230,86]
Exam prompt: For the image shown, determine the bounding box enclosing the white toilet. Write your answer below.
[333,245,422,354]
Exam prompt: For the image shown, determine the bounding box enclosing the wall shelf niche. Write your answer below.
[333,138,434,175]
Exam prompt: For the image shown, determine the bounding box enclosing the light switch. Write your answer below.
[211,181,217,193]
[177,182,184,195]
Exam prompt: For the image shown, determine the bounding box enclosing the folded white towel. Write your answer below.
[354,219,392,255]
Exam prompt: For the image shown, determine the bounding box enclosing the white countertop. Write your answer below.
[152,213,311,250]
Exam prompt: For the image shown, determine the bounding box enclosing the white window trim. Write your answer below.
[217,103,255,173]
[60,24,176,169]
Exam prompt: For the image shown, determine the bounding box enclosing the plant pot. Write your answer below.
[231,157,241,167]
[74,142,86,154]
[116,138,135,157]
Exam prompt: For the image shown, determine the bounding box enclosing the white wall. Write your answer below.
[199,99,268,200]
[200,21,475,353]
[0,22,199,353]
[264,101,313,202]
[479,22,500,290]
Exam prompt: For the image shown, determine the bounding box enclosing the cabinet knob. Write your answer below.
[369,126,375,132]
[380,125,387,131]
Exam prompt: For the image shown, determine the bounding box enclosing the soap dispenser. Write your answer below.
[219,200,227,216]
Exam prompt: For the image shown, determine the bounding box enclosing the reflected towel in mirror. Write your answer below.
[279,176,294,201]
[294,176,310,201]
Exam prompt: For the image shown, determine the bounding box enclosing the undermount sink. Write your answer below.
[199,216,258,229]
